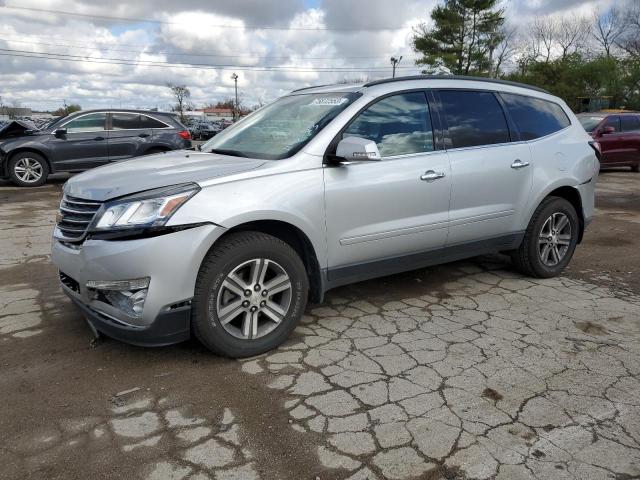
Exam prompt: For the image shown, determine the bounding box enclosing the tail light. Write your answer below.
[178,130,191,140]
[588,140,602,160]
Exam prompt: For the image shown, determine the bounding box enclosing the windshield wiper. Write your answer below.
[209,148,248,158]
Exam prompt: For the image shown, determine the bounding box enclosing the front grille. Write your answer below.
[59,271,80,293]
[55,195,102,242]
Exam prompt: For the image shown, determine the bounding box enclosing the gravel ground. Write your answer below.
[1,170,639,480]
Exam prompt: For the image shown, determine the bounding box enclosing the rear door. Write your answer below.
[436,90,533,245]
[620,115,640,165]
[49,112,109,170]
[107,113,154,161]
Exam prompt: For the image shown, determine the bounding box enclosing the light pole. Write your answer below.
[390,56,402,78]
[231,73,239,121]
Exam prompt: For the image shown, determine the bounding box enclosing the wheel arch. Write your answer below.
[543,185,585,243]
[213,219,325,304]
[4,148,51,175]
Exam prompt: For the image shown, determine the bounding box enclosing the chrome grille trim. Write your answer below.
[55,195,103,242]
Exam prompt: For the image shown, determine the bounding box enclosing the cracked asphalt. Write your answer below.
[1,171,640,480]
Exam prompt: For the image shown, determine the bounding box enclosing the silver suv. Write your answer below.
[52,76,600,357]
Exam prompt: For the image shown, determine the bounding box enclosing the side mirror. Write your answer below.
[54,128,67,137]
[600,126,615,135]
[335,137,381,162]
[196,144,202,151]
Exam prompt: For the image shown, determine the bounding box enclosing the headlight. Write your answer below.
[93,183,199,231]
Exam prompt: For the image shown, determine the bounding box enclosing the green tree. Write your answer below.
[413,0,505,76]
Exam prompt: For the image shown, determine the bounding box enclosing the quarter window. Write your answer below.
[64,113,106,133]
[343,92,434,157]
[621,115,640,133]
[438,90,510,148]
[500,93,571,140]
[139,115,168,129]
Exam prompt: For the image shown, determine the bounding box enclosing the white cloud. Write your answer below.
[0,0,625,112]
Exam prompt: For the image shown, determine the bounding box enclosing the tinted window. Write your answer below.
[603,116,621,132]
[438,91,509,148]
[64,113,106,133]
[343,92,434,157]
[501,93,571,140]
[621,115,640,133]
[139,115,168,129]
[112,113,140,130]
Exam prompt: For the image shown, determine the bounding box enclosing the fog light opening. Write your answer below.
[86,277,150,317]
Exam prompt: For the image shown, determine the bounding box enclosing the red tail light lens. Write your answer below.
[178,130,191,140]
[588,140,601,160]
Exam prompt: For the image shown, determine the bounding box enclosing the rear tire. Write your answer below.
[511,196,579,278]
[192,231,308,358]
[8,152,49,187]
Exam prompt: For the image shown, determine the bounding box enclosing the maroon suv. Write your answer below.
[578,112,640,171]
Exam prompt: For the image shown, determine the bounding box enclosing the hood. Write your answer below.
[0,120,40,140]
[64,150,267,201]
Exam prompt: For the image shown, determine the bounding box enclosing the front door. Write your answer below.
[324,92,451,281]
[598,116,625,166]
[436,90,533,245]
[50,112,109,170]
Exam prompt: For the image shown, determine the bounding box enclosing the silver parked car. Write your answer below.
[52,76,600,357]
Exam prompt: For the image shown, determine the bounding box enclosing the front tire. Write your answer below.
[511,196,579,278]
[192,231,308,358]
[8,152,49,187]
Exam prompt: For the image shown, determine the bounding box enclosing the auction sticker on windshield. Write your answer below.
[310,97,349,106]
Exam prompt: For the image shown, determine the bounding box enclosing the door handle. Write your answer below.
[138,133,150,138]
[93,136,105,141]
[420,170,446,181]
[511,159,530,169]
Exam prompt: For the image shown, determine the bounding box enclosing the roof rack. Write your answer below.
[363,75,550,94]
[290,84,334,93]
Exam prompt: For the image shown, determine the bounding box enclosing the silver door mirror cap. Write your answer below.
[335,137,381,162]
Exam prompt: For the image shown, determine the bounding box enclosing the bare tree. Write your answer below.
[531,16,558,62]
[557,15,590,59]
[617,2,640,57]
[491,27,519,77]
[167,83,191,123]
[592,7,627,57]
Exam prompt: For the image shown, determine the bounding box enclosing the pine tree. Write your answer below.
[413,0,505,76]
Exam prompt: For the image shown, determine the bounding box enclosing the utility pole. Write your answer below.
[231,73,239,121]
[390,56,402,78]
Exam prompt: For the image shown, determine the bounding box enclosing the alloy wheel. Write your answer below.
[13,158,43,183]
[215,258,292,340]
[538,212,572,267]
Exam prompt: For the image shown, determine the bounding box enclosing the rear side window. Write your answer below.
[139,115,168,129]
[343,92,434,157]
[501,93,570,140]
[438,90,510,148]
[111,113,140,130]
[621,116,640,132]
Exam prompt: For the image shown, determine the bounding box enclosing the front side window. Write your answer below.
[64,113,106,133]
[438,90,510,148]
[201,92,360,159]
[621,115,640,133]
[501,93,570,140]
[342,92,434,157]
[603,116,621,132]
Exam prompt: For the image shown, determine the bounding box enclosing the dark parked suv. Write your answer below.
[0,109,192,187]
[578,112,640,172]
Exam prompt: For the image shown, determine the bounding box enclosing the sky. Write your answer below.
[0,0,619,112]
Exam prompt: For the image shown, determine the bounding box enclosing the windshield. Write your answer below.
[201,92,360,159]
[578,115,604,132]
